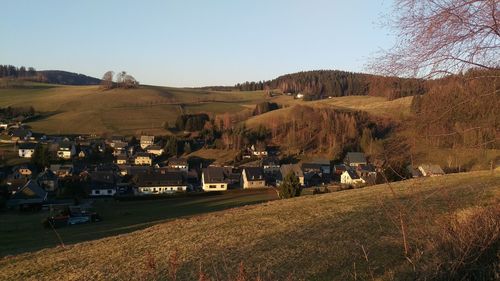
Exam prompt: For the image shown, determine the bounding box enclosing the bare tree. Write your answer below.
[369,0,500,78]
[100,71,114,89]
[115,71,139,88]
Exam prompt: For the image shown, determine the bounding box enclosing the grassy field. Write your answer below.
[0,84,268,135]
[1,171,498,280]
[0,189,277,257]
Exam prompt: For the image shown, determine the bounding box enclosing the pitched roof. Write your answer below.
[10,128,31,138]
[345,152,367,164]
[202,167,226,183]
[280,164,304,179]
[243,167,264,181]
[140,135,155,142]
[135,171,185,187]
[18,142,37,150]
[418,164,445,176]
[345,170,360,179]
[168,157,188,166]
[10,180,48,201]
[261,156,279,166]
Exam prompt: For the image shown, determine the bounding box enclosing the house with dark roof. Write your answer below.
[36,168,58,192]
[301,159,331,186]
[261,156,280,174]
[9,128,32,142]
[167,157,189,172]
[18,142,37,158]
[202,167,228,191]
[135,171,187,194]
[89,171,117,196]
[341,170,365,185]
[344,152,367,167]
[241,167,266,188]
[57,141,76,160]
[278,164,305,186]
[7,180,48,210]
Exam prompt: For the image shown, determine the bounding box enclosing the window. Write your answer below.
[107,190,112,194]
[209,185,216,189]
[95,190,100,195]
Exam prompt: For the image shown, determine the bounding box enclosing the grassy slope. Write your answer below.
[0,190,277,257]
[0,84,267,135]
[1,171,498,280]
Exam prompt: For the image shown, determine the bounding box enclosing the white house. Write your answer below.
[135,171,187,194]
[140,135,155,149]
[57,141,76,160]
[202,167,228,191]
[241,167,266,189]
[18,142,36,158]
[341,170,365,185]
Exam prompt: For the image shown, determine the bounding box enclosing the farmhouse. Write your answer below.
[140,135,155,149]
[241,167,266,189]
[135,171,187,194]
[57,141,76,160]
[202,167,228,191]
[134,153,153,166]
[344,152,367,167]
[18,142,36,158]
[341,170,365,185]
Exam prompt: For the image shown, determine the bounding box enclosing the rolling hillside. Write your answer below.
[0,84,268,135]
[1,171,498,280]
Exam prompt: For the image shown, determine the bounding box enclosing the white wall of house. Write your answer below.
[138,186,187,194]
[340,171,365,185]
[201,173,227,191]
[241,170,266,189]
[18,148,34,158]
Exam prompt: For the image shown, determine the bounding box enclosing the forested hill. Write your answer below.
[0,65,101,86]
[37,70,101,85]
[235,70,427,100]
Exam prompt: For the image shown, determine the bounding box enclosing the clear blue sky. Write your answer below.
[1,0,395,87]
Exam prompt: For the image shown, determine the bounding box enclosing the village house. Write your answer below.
[202,167,228,191]
[12,165,36,179]
[250,143,268,157]
[78,145,93,158]
[261,156,280,174]
[167,157,189,172]
[112,141,128,156]
[57,141,76,160]
[135,171,187,194]
[301,159,331,185]
[7,180,48,210]
[241,167,266,189]
[9,128,32,142]
[134,153,153,166]
[89,171,117,197]
[116,155,128,165]
[418,164,445,177]
[341,170,365,185]
[140,135,155,149]
[356,164,377,184]
[18,142,37,158]
[278,164,305,186]
[50,164,74,178]
[36,168,59,192]
[146,145,164,156]
[344,152,367,167]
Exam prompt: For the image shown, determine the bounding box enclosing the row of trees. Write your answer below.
[100,71,139,89]
[0,106,36,120]
[0,65,37,78]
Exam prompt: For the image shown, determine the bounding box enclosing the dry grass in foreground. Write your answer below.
[0,171,498,281]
